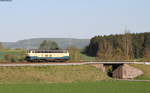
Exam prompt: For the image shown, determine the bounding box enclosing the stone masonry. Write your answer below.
[113,64,143,79]
[91,64,106,72]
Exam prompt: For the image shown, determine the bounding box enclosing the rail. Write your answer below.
[0,62,149,67]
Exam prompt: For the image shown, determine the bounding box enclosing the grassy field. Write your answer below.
[131,64,150,80]
[0,49,26,62]
[80,53,96,62]
[0,65,109,83]
[0,81,150,93]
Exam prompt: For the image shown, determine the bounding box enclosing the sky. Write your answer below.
[0,0,150,42]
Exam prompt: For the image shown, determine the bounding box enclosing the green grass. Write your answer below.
[0,65,109,83]
[80,53,96,62]
[131,64,150,80]
[0,81,150,93]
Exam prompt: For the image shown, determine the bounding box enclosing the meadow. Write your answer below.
[0,81,150,93]
[80,53,96,62]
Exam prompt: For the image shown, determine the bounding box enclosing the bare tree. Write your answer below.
[0,42,4,50]
[123,30,133,60]
[68,46,81,62]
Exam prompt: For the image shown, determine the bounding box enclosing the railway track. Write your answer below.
[0,62,149,67]
[0,62,87,67]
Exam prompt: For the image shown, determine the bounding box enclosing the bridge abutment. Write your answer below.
[91,63,143,79]
[91,64,106,72]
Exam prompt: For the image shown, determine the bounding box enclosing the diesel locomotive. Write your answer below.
[26,49,70,62]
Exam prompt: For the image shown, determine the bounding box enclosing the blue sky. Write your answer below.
[0,0,150,42]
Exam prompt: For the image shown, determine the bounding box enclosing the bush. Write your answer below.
[68,46,81,62]
[4,54,13,61]
[4,54,25,62]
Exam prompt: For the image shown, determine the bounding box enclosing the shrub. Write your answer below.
[68,46,81,62]
[4,54,18,62]
[4,54,13,62]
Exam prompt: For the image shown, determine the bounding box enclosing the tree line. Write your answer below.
[84,32,150,61]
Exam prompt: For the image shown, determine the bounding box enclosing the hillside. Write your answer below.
[3,38,90,49]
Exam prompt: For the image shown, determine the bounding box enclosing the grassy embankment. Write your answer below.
[0,65,109,84]
[131,64,150,80]
[0,81,150,93]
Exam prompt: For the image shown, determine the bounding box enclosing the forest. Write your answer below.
[85,32,150,61]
